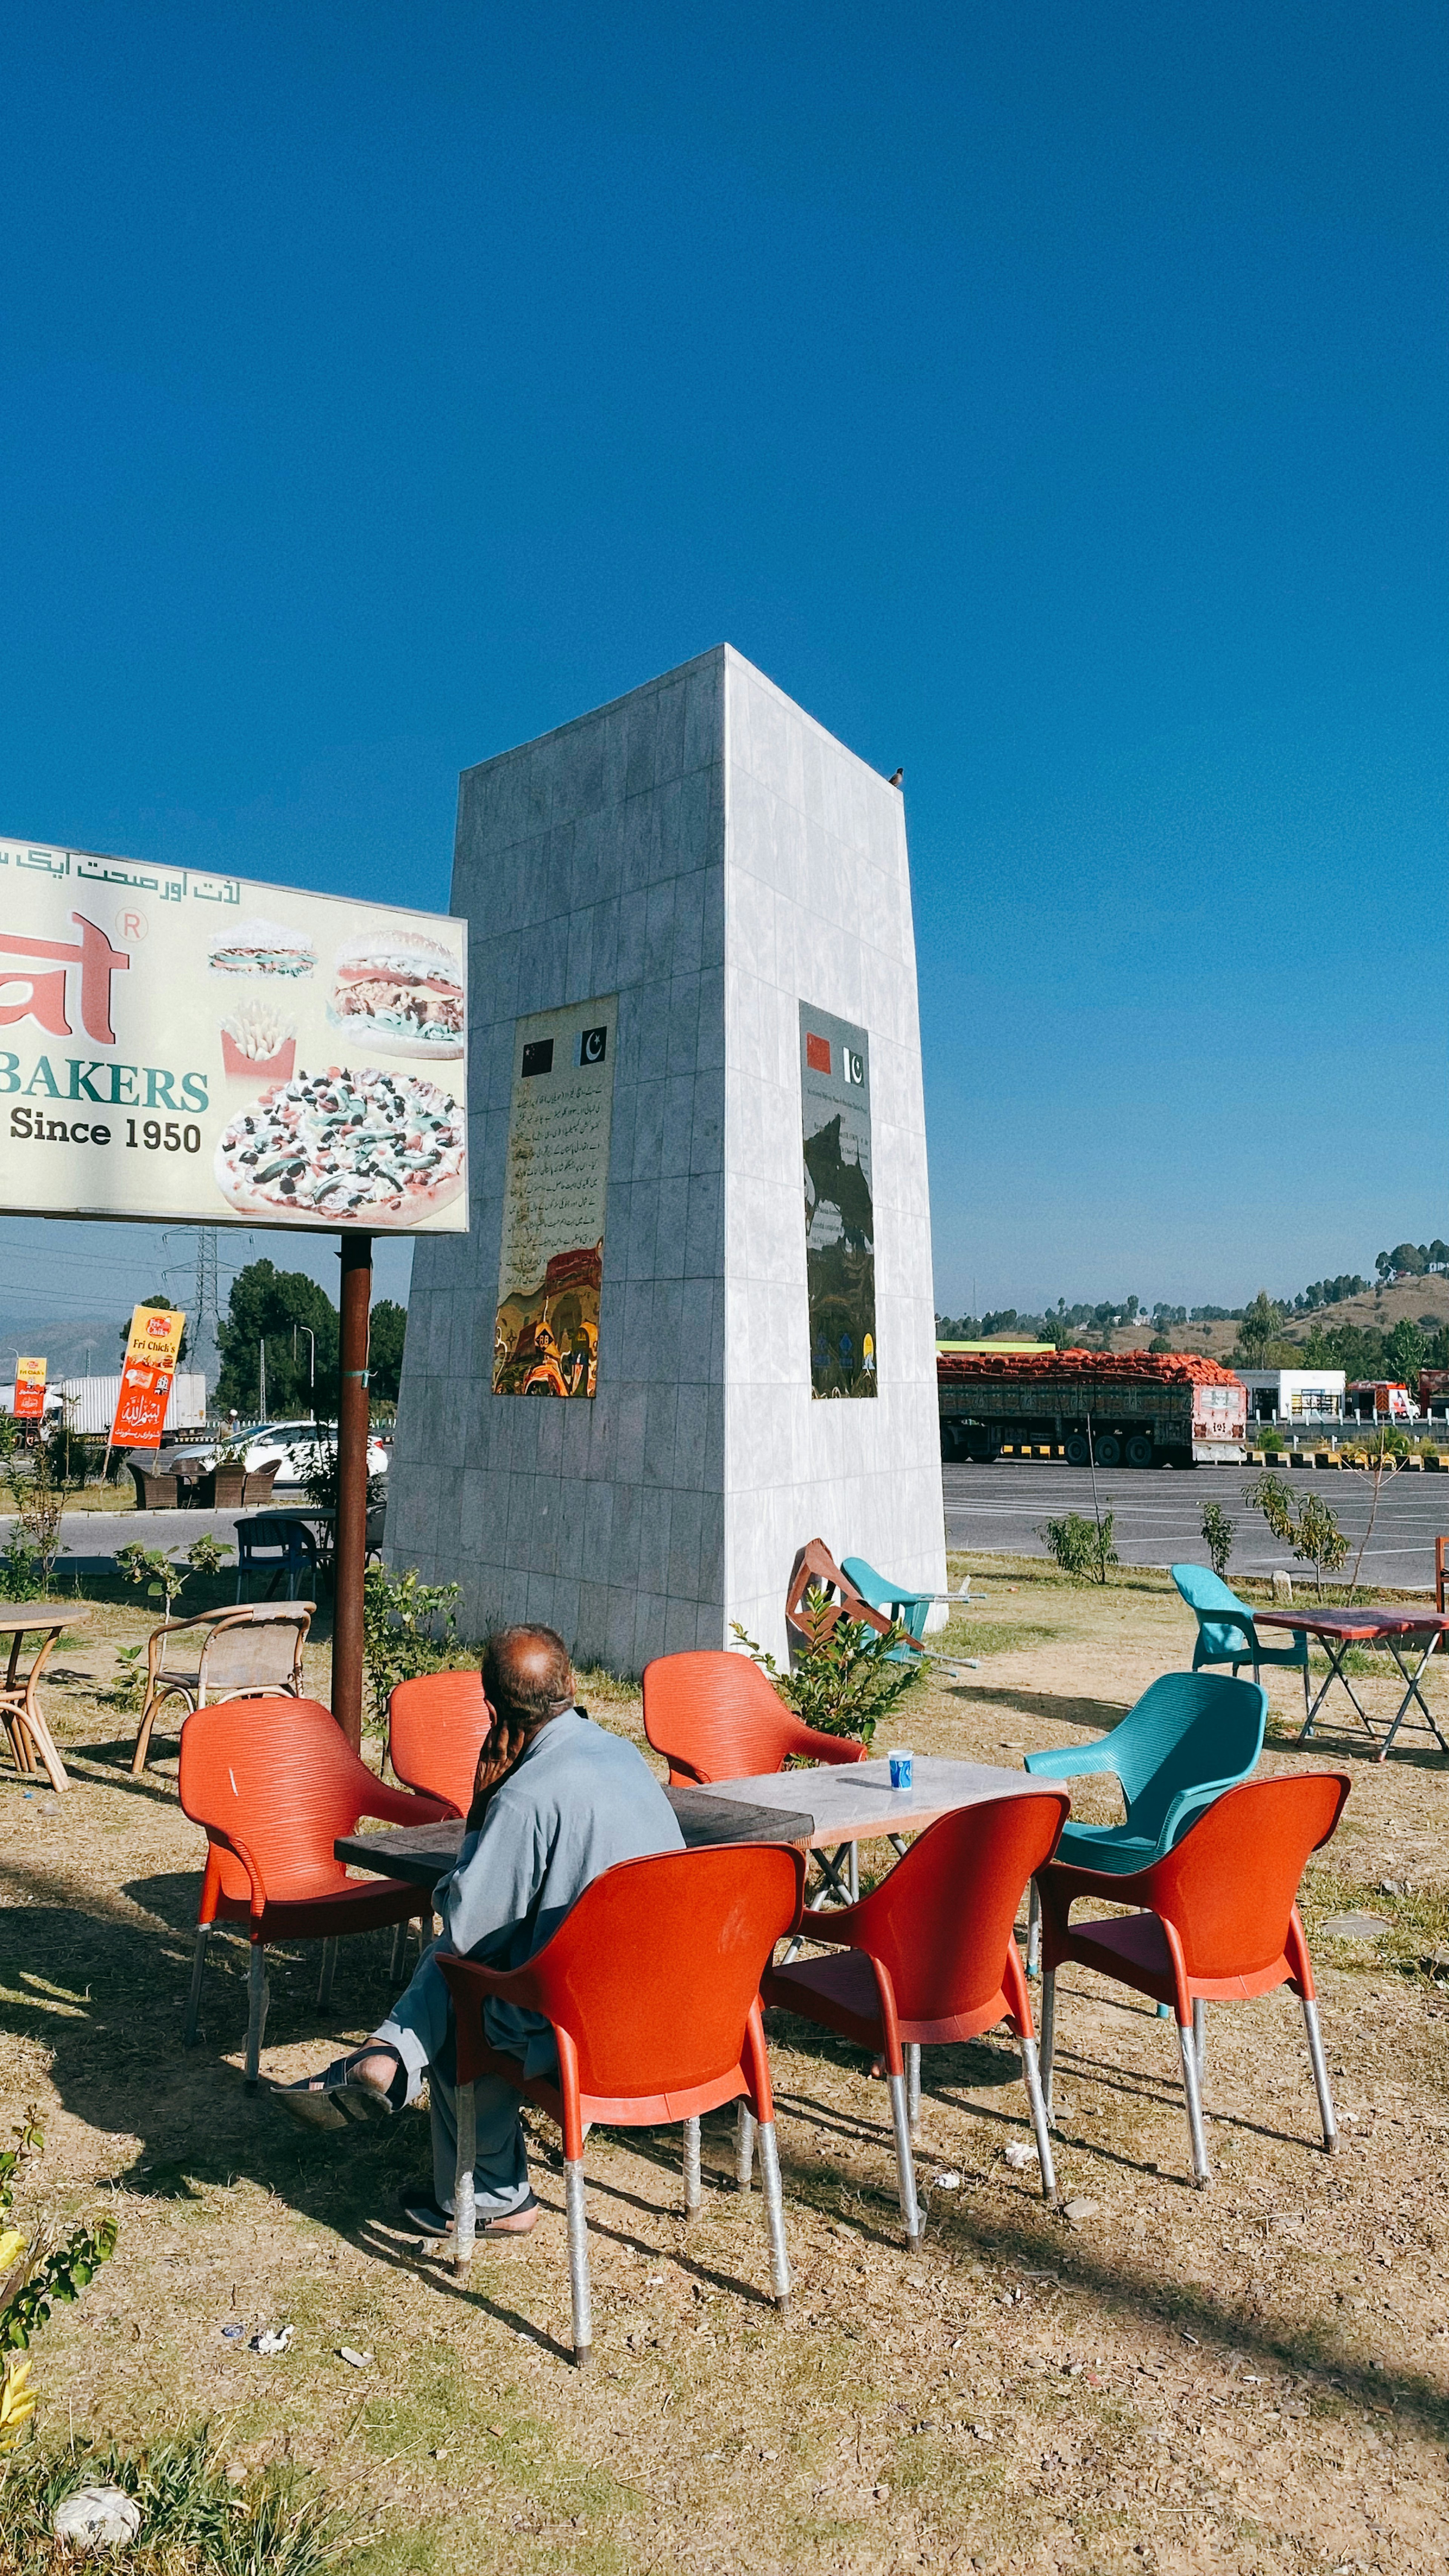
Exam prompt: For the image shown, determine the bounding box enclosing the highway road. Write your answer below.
[943,1459,1448,1592]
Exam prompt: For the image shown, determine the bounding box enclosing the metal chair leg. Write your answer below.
[1020,2034,1057,2203]
[683,2115,702,2217]
[1040,1968,1056,2122]
[182,1926,209,2046]
[887,2069,922,2250]
[1302,1997,1338,2151]
[451,2079,477,2274]
[1193,1996,1207,2086]
[317,1937,338,2008]
[565,2157,593,2366]
[906,2042,922,2134]
[244,1943,269,2091]
[1177,2018,1211,2186]
[1026,1878,1041,1978]
[736,2098,756,2192]
[755,2117,792,2310]
[388,1920,405,1982]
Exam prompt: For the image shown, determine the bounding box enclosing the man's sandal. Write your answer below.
[275,2049,407,2129]
[398,2186,540,2240]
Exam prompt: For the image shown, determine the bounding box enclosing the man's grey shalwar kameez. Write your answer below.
[375,1709,684,2219]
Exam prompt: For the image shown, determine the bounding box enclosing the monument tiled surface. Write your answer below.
[389,645,946,1668]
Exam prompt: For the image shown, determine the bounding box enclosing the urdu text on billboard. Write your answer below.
[0,840,469,1233]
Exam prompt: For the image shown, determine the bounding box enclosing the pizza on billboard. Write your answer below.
[0,843,469,1234]
[111,1306,186,1451]
[12,1356,46,1420]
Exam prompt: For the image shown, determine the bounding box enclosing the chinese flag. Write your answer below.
[805,1032,831,1074]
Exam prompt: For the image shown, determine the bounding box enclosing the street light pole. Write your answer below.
[292,1324,316,1417]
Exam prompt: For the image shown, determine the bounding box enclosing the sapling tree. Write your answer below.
[1243,1473,1349,1598]
[1200,1502,1235,1579]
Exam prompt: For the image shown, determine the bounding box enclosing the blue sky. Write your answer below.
[0,1,1443,1331]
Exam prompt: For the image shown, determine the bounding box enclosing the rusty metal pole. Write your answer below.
[333,1232,372,1753]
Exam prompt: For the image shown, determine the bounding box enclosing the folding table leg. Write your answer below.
[182,1926,209,2046]
[1177,2018,1211,2187]
[1019,2034,1057,2203]
[735,2098,756,2193]
[682,2115,702,2217]
[1377,1637,1449,1761]
[1302,1998,1337,2151]
[755,2118,792,2309]
[1026,1879,1041,1978]
[886,2070,922,2251]
[317,1938,338,2007]
[1039,1969,1057,2123]
[244,1943,270,2091]
[564,2158,594,2365]
[453,2081,477,2276]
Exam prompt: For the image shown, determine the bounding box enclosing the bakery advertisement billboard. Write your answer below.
[0,840,468,1233]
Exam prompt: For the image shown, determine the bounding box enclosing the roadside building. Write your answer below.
[1235,1368,1346,1427]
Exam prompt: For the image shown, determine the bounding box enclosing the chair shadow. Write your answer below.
[944,1685,1129,1733]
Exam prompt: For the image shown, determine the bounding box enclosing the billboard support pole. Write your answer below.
[333,1235,372,1754]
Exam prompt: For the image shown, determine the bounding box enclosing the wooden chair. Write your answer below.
[131,1602,312,1778]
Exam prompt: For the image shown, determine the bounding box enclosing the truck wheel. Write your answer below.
[940,1423,965,1462]
[1065,1434,1090,1466]
[1125,1434,1154,1468]
[1095,1434,1121,1467]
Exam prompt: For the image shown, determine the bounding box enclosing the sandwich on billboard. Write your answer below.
[0,841,469,1233]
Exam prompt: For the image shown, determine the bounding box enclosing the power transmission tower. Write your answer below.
[164,1226,222,1407]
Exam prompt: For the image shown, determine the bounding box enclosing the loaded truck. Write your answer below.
[937,1348,1247,1467]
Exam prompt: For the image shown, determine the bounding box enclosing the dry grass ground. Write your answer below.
[3,1563,1449,2573]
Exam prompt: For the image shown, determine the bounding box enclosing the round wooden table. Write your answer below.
[0,1602,91,1794]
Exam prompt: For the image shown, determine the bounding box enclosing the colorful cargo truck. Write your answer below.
[937,1348,1247,1467]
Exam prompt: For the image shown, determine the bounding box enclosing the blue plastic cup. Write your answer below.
[889,1748,913,1792]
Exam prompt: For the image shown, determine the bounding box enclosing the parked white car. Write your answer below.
[154,1421,390,1487]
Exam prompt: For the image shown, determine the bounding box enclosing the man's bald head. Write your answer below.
[482,1624,575,1730]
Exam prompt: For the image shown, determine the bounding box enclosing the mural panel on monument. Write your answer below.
[799,1001,876,1398]
[493,996,617,1398]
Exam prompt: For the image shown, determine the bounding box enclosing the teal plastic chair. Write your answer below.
[840,1556,932,1647]
[1021,1669,1267,1978]
[1170,1562,1310,1720]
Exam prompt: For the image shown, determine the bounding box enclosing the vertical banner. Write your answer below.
[799,1002,877,1398]
[493,997,617,1396]
[111,1305,186,1450]
[12,1357,46,1420]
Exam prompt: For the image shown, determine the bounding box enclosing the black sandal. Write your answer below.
[276,2048,407,2129]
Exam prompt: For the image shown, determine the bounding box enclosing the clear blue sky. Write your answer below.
[0,1,1443,1332]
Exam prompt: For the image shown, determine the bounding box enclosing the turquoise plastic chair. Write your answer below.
[1171,1562,1310,1720]
[840,1556,932,1646]
[1021,1668,1268,1978]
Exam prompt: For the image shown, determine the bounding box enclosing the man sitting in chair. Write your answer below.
[279,1623,683,2240]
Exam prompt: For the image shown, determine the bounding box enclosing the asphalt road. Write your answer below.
[943,1459,1449,1592]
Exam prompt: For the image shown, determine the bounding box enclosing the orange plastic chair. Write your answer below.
[178,1696,454,2088]
[763,1791,1069,2246]
[388,1668,492,1817]
[438,1841,806,2367]
[1037,1770,1351,2187]
[642,1650,869,1785]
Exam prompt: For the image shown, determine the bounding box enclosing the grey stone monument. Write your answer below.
[387,645,946,1668]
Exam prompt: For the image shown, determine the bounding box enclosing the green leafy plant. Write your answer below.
[362,1562,460,1721]
[1200,1501,1235,1579]
[729,1594,921,1746]
[0,2110,117,2459]
[1244,1472,1349,1597]
[299,1438,386,1519]
[9,1453,67,1598]
[1038,1508,1118,1584]
[0,1533,41,1605]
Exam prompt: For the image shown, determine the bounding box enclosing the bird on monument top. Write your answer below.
[888,768,904,788]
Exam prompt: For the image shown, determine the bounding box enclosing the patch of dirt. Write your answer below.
[2,1569,1447,2571]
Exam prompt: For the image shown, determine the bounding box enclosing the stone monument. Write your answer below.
[387,645,946,1667]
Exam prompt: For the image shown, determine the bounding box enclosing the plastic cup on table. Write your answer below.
[889,1748,914,1792]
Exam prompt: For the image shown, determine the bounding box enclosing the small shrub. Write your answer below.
[0,1534,41,1604]
[1200,1501,1235,1579]
[0,2425,347,2575]
[730,1593,921,1747]
[0,2111,117,2465]
[1243,1472,1348,1596]
[362,1563,461,1721]
[1038,1510,1118,1584]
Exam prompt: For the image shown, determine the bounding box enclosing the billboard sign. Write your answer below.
[0,840,468,1233]
[111,1306,186,1450]
[12,1356,46,1419]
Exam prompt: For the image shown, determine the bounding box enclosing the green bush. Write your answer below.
[1200,1501,1235,1579]
[1038,1510,1118,1584]
[730,1593,921,1747]
[362,1563,461,1722]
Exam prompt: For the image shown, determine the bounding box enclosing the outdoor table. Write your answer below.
[0,1603,91,1795]
[690,1753,1060,1908]
[1257,1606,1449,1759]
[334,1783,818,1888]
